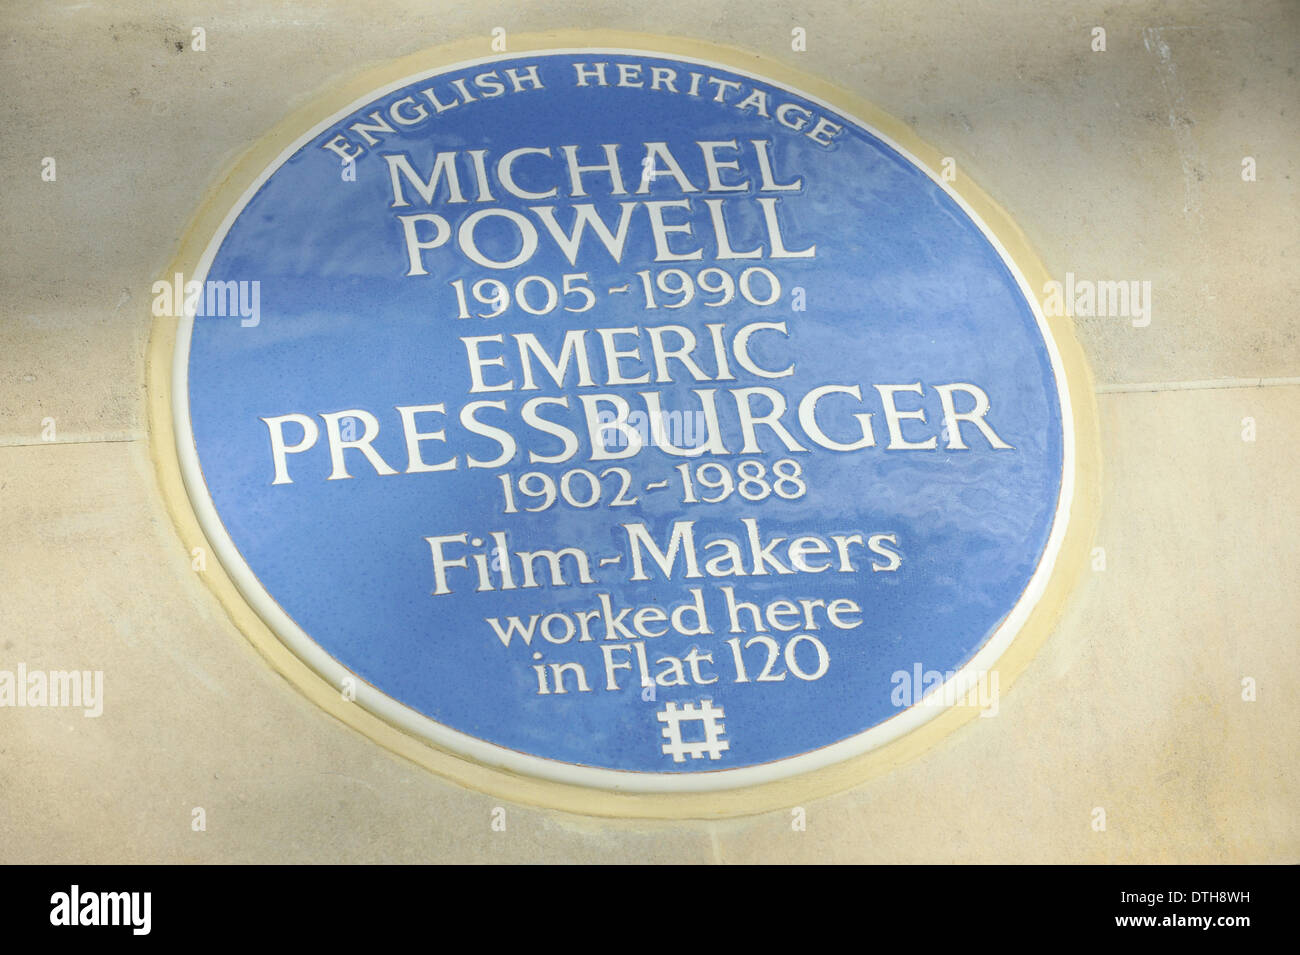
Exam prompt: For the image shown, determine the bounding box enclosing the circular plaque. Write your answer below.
[155,36,1097,809]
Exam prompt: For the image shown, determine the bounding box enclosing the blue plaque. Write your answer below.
[169,46,1083,794]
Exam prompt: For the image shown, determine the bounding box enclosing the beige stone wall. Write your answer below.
[1,0,1295,863]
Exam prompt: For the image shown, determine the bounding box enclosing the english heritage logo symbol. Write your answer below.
[169,46,1077,793]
